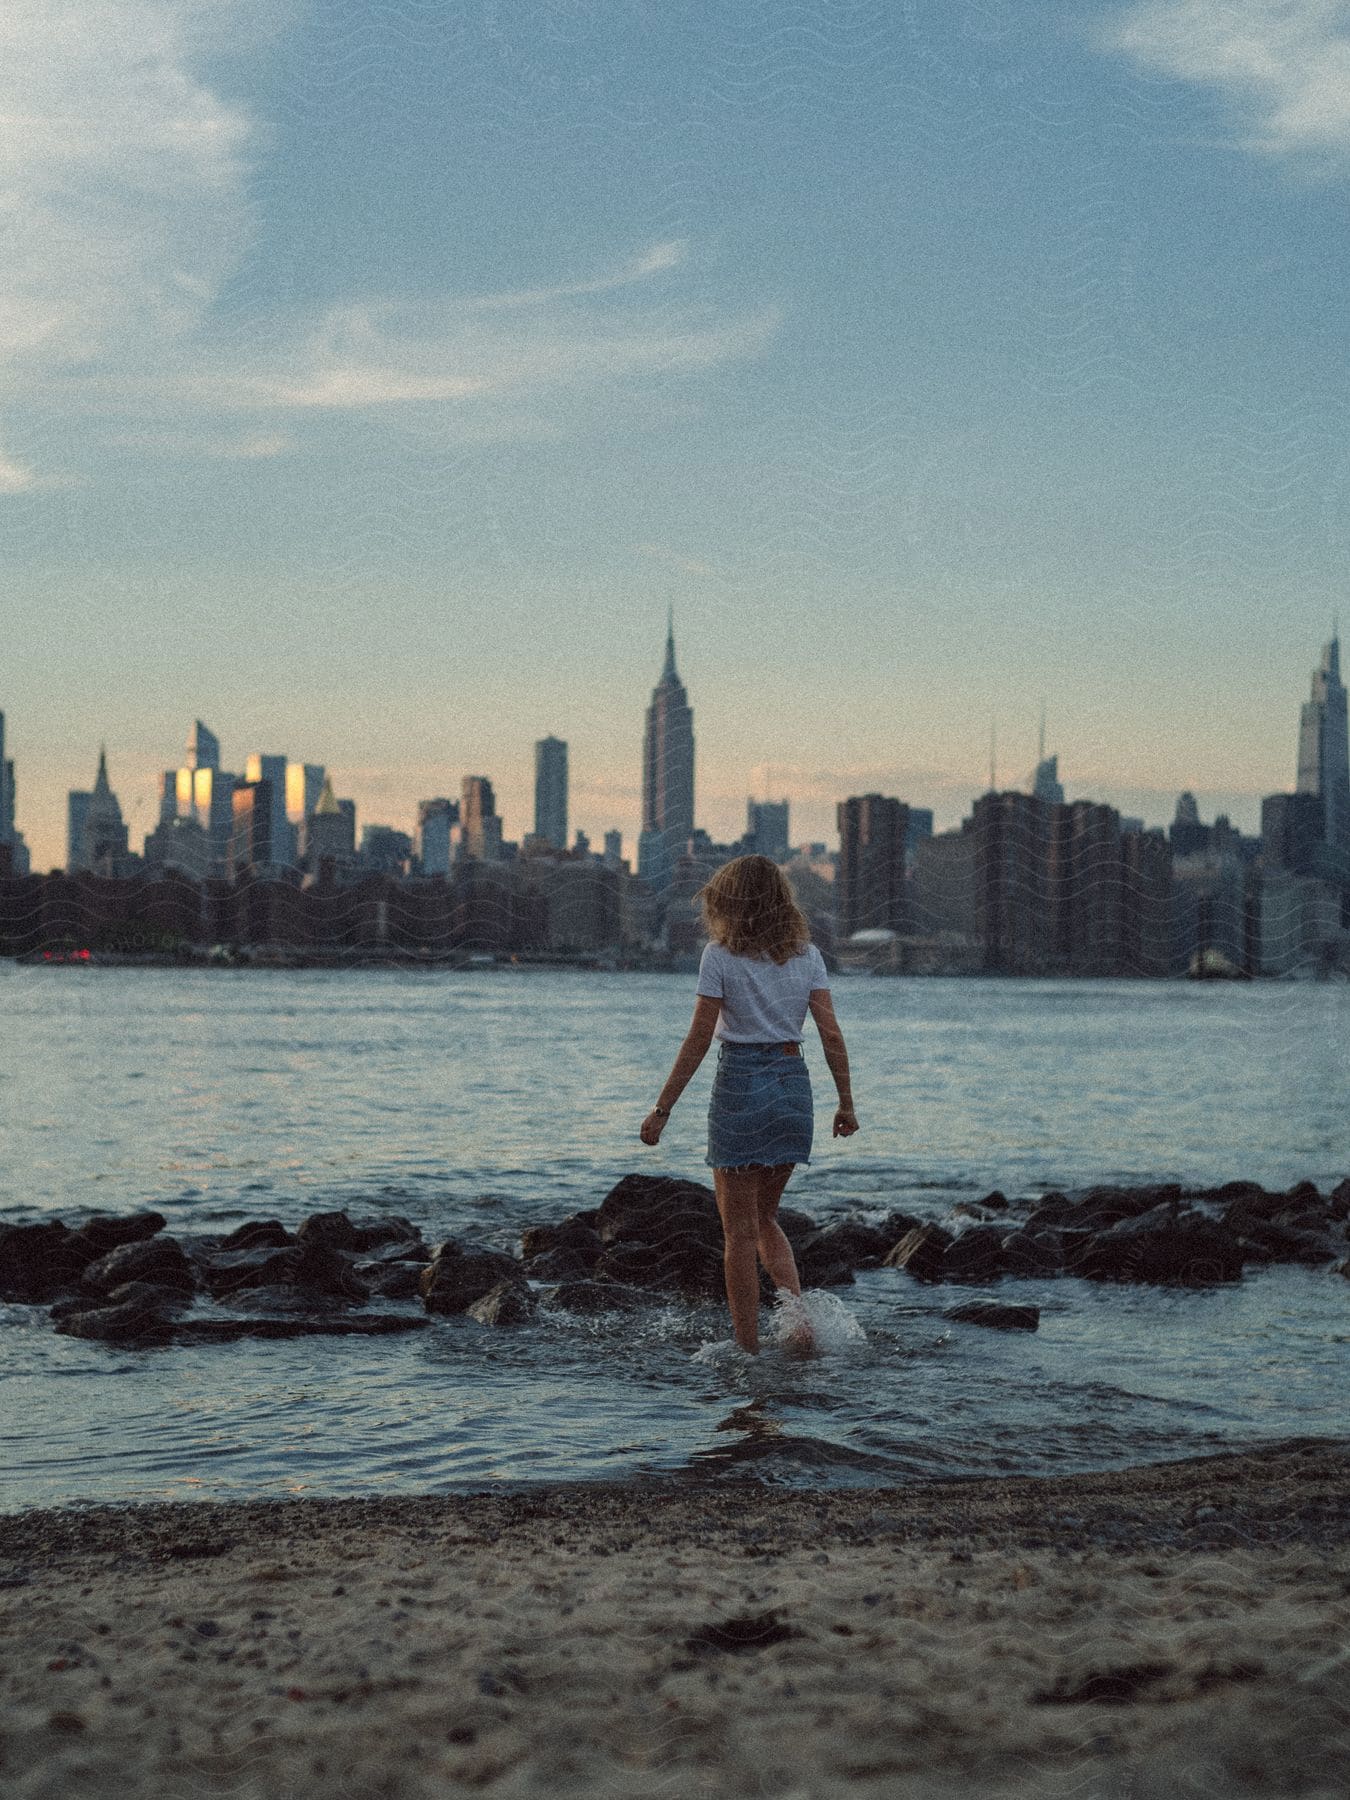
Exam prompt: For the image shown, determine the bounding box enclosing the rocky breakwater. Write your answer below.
[0,1209,436,1346]
[3,1173,1346,1350]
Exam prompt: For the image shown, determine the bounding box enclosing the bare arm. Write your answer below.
[640,996,721,1144]
[808,988,859,1133]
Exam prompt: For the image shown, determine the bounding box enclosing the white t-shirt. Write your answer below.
[696,941,830,1043]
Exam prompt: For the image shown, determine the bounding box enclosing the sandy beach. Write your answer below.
[1,1438,1346,1799]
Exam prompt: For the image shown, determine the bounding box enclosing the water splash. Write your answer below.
[691,1288,868,1365]
[770,1286,869,1355]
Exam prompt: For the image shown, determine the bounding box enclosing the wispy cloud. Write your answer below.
[1104,0,1350,161]
[1,9,773,489]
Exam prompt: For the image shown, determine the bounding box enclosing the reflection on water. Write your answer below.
[0,968,1346,1507]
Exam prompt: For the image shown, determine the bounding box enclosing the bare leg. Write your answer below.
[757,1164,816,1354]
[755,1164,802,1293]
[714,1167,763,1353]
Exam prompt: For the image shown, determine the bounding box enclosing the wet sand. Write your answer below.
[1,1438,1347,1798]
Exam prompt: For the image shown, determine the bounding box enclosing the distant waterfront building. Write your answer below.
[360,825,413,876]
[307,776,356,874]
[230,779,275,876]
[285,764,325,860]
[904,808,934,867]
[746,799,790,861]
[461,776,504,861]
[187,720,220,772]
[1032,754,1065,805]
[67,791,91,871]
[417,798,459,875]
[639,616,695,891]
[534,736,568,851]
[0,710,12,844]
[1169,791,1209,858]
[1262,790,1324,877]
[603,829,623,868]
[0,711,30,874]
[245,754,297,867]
[1296,633,1350,877]
[836,794,909,939]
[166,721,237,878]
[69,748,133,875]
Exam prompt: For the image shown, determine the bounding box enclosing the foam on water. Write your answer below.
[692,1287,869,1366]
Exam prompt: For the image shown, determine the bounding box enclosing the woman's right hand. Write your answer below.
[832,1107,859,1138]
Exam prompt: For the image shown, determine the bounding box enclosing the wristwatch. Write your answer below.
[652,1104,671,1117]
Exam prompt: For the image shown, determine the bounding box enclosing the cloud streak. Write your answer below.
[1104,0,1350,161]
[1,9,772,488]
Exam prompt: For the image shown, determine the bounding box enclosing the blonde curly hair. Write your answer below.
[697,854,811,964]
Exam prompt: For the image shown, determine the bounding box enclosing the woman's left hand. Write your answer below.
[639,1111,666,1146]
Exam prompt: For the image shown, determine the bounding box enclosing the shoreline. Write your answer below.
[3,1440,1347,1798]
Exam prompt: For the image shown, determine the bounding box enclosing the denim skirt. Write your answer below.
[706,1041,814,1170]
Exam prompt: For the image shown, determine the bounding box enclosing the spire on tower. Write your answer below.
[660,606,678,682]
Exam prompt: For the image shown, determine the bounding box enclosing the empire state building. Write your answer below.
[1296,631,1350,876]
[639,617,695,890]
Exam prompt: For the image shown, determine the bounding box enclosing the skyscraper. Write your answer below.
[1296,633,1350,874]
[836,794,909,939]
[70,748,131,874]
[0,711,30,875]
[461,776,503,861]
[245,754,297,867]
[187,720,220,771]
[534,736,568,850]
[639,615,695,890]
[746,799,790,860]
[417,797,459,875]
[0,710,11,843]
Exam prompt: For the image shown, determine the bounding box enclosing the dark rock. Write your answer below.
[296,1211,422,1253]
[943,1300,1039,1331]
[294,1211,363,1251]
[796,1221,891,1279]
[593,1173,723,1251]
[544,1279,645,1315]
[421,1247,524,1315]
[1024,1192,1071,1229]
[70,1211,167,1257]
[875,1210,924,1250]
[356,1260,426,1300]
[1333,1258,1350,1279]
[1070,1206,1243,1286]
[1229,1217,1337,1265]
[522,1247,595,1283]
[356,1238,431,1267]
[592,1237,724,1298]
[81,1236,195,1296]
[883,1224,953,1282]
[1284,1179,1321,1209]
[999,1229,1064,1276]
[0,1221,93,1301]
[466,1282,537,1326]
[217,1220,294,1251]
[980,1190,1010,1211]
[168,1316,428,1345]
[519,1217,603,1263]
[54,1280,189,1344]
[1059,1186,1183,1232]
[939,1225,1010,1284]
[195,1240,368,1301]
[1328,1179,1350,1222]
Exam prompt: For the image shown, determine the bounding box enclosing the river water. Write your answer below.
[0,966,1346,1509]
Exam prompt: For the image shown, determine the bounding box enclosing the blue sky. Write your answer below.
[5,0,1349,869]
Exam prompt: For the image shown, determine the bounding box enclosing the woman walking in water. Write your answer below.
[640,855,859,1354]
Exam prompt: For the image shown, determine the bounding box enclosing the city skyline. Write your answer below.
[7,5,1350,871]
[3,625,1341,878]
